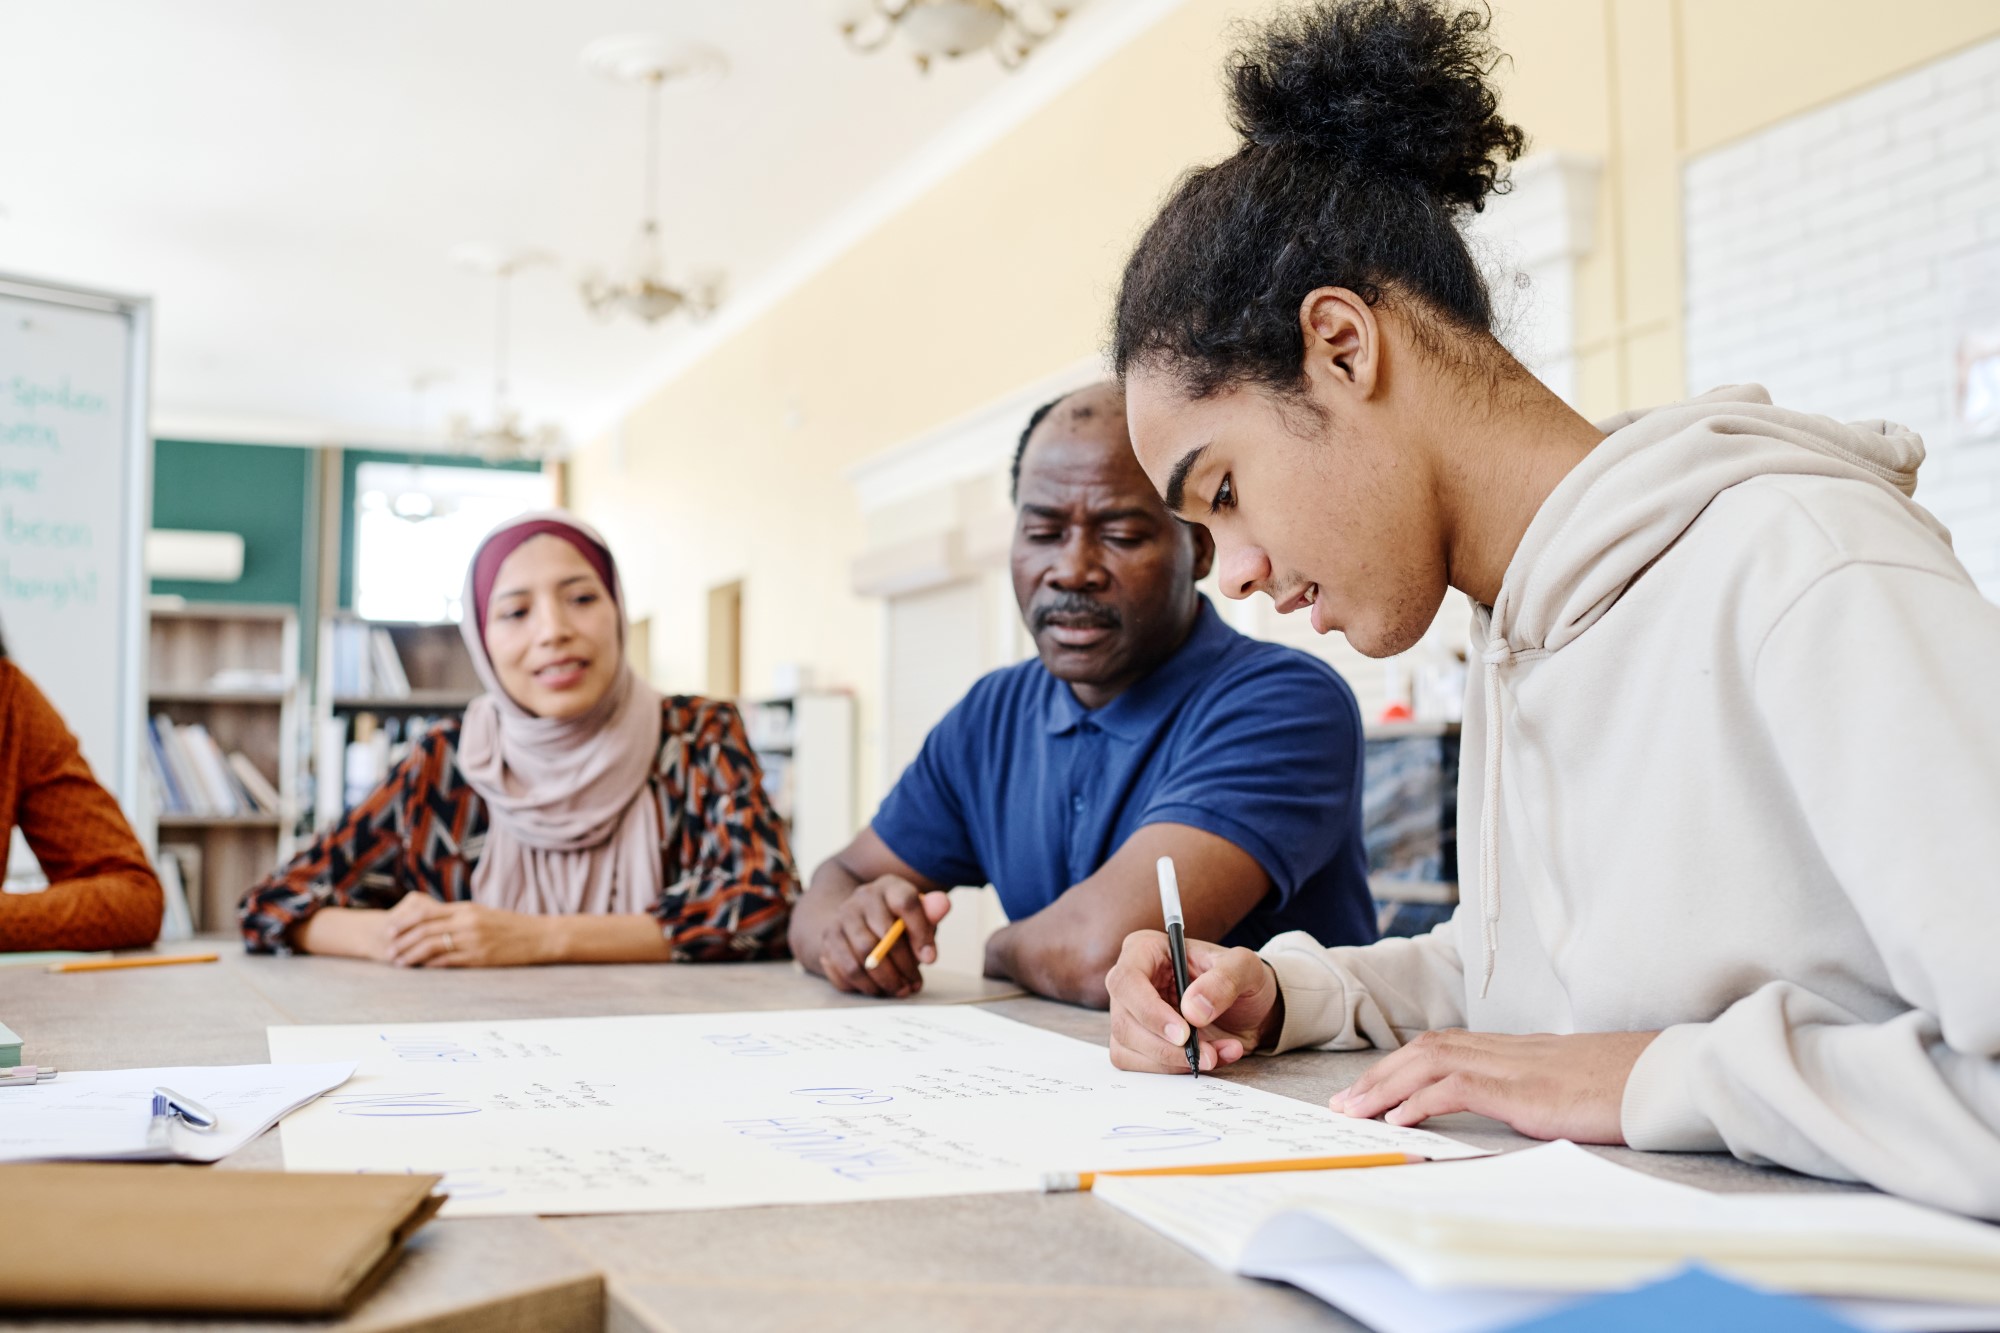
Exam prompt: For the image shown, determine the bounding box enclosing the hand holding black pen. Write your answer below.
[1155,856,1202,1079]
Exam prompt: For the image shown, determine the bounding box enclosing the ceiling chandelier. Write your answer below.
[578,36,725,326]
[839,1,1076,72]
[448,247,566,463]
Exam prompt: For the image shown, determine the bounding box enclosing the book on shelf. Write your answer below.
[180,724,239,815]
[145,719,189,814]
[153,848,196,942]
[227,753,285,815]
[327,621,413,700]
[145,717,284,819]
[148,718,212,815]
[203,667,289,695]
[368,628,410,697]
[328,621,363,697]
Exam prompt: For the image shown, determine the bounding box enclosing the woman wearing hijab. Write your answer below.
[240,512,798,965]
[0,621,164,950]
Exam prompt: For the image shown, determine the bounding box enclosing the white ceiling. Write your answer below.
[0,0,1170,450]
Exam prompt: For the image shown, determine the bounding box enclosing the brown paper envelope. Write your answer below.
[0,1164,445,1316]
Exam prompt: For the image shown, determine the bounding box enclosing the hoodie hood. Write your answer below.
[1488,383,1946,656]
[1467,385,1945,997]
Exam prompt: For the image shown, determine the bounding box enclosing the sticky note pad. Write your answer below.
[0,1021,21,1068]
[1497,1267,1866,1333]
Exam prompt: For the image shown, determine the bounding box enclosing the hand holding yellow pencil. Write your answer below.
[820,875,952,999]
[862,919,909,972]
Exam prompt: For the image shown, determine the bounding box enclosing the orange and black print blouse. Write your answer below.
[240,696,799,960]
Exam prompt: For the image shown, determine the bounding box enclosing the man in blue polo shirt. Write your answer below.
[789,381,1374,1009]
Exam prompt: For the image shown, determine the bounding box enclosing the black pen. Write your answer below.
[1155,856,1200,1079]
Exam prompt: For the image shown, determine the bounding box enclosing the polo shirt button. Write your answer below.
[1071,795,1083,813]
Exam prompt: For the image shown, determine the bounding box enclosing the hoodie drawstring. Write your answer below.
[1477,634,1512,999]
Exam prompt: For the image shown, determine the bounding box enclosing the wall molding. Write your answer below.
[851,530,970,599]
[1470,152,1601,268]
[846,354,1104,514]
[1466,151,1603,404]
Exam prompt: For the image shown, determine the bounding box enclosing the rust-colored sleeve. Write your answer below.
[658,698,801,962]
[0,665,163,951]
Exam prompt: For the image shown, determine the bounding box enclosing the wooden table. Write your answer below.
[0,944,1857,1332]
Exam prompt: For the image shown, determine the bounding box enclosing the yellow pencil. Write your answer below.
[862,918,906,971]
[1042,1151,1422,1193]
[48,952,220,974]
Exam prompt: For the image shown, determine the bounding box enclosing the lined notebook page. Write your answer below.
[1094,1141,2000,1303]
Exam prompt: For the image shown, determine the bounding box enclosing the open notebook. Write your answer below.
[1094,1141,2000,1329]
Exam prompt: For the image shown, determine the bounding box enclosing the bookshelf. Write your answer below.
[323,617,481,711]
[145,602,303,932]
[314,616,479,829]
[1362,720,1460,917]
[741,692,857,880]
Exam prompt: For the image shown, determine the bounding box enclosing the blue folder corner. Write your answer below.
[1494,1267,1867,1333]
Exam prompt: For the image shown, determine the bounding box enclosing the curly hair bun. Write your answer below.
[1228,0,1526,212]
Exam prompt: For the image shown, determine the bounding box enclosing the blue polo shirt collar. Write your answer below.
[1043,596,1233,741]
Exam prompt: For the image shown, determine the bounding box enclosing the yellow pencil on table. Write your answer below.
[863,919,907,971]
[1041,1151,1423,1193]
[48,952,219,974]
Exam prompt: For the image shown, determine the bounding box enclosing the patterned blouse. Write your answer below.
[240,696,798,960]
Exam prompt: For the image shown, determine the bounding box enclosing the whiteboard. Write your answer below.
[0,274,150,807]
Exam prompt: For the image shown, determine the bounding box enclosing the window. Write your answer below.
[351,461,554,623]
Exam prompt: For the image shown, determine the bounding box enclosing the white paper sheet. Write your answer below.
[1094,1140,2000,1306]
[0,1062,355,1162]
[266,1007,1485,1217]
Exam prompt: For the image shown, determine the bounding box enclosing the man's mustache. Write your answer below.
[1032,594,1123,633]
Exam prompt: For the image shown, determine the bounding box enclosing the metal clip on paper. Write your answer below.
[149,1086,219,1147]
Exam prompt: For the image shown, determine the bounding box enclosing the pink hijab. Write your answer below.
[456,511,666,916]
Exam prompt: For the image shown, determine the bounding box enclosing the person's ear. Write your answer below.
[1187,521,1215,583]
[1298,287,1381,404]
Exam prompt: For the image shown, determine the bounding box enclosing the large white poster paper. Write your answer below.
[269,1008,1484,1217]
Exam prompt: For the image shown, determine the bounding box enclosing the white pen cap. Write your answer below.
[1155,856,1184,929]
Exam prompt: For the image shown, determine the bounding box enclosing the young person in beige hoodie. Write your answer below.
[1101,0,2000,1219]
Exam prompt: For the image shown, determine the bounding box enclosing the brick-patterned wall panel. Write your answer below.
[1683,36,2000,598]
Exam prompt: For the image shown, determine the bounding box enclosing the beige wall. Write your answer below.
[1680,0,2000,154]
[569,0,2000,813]
[1541,0,2000,414]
